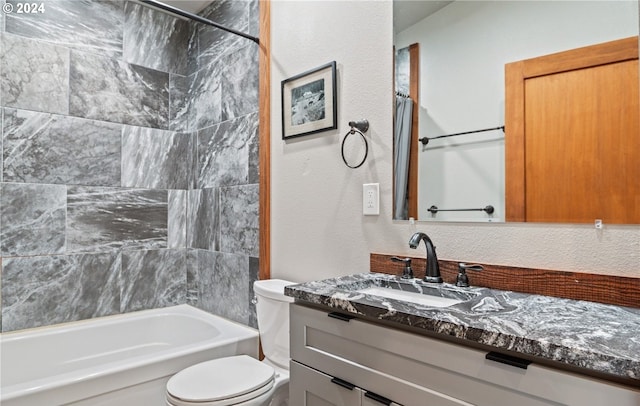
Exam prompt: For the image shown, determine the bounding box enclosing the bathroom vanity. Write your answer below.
[286,273,640,405]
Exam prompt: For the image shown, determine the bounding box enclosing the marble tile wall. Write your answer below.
[69,50,170,128]
[1,34,70,115]
[0,183,67,257]
[0,0,194,332]
[123,2,193,76]
[170,74,192,132]
[5,0,124,58]
[0,0,261,332]
[169,190,187,249]
[220,184,259,258]
[196,0,250,70]
[1,0,5,34]
[187,249,253,326]
[2,252,121,331]
[3,108,122,186]
[120,249,187,313]
[187,187,220,251]
[185,0,261,329]
[121,126,195,189]
[188,43,259,131]
[66,186,169,253]
[197,112,258,189]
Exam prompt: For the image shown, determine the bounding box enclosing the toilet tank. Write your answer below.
[254,279,295,370]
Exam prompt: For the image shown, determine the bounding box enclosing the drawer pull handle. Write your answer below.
[328,312,356,322]
[330,377,355,391]
[486,351,532,369]
[365,391,393,405]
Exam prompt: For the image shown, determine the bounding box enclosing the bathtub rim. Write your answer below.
[0,304,256,338]
[0,304,259,403]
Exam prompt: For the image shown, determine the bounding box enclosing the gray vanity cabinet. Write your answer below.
[289,303,640,406]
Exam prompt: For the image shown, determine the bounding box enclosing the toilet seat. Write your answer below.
[166,355,275,406]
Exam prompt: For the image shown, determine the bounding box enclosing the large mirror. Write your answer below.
[393,0,639,223]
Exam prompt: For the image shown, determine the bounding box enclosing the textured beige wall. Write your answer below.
[270,0,640,283]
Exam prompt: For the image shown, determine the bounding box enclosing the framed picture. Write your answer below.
[281,61,337,139]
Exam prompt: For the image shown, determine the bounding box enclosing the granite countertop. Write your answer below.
[285,272,640,382]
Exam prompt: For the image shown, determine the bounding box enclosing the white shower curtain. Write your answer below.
[394,95,413,220]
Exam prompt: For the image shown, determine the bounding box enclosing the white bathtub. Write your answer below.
[0,305,259,406]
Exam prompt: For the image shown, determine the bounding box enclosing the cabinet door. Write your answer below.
[290,361,363,406]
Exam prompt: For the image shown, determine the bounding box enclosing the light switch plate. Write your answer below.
[363,183,380,215]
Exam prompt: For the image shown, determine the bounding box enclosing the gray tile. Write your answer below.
[0,182,66,256]
[188,131,198,189]
[189,61,222,131]
[249,0,259,38]
[190,42,258,131]
[186,248,198,306]
[221,44,259,122]
[194,250,250,326]
[1,109,3,183]
[124,2,192,75]
[5,0,124,58]
[0,0,5,33]
[187,188,219,251]
[67,186,168,253]
[0,260,2,331]
[248,124,259,184]
[197,112,258,188]
[189,249,214,312]
[1,252,121,332]
[170,74,192,132]
[168,190,187,249]
[186,19,199,76]
[3,108,121,186]
[69,51,169,129]
[1,34,69,114]
[220,184,258,257]
[121,126,194,189]
[248,256,259,328]
[120,249,186,313]
[197,0,249,69]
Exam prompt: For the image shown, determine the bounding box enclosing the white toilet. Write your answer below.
[166,279,295,406]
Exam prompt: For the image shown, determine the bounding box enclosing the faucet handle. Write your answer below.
[456,263,483,287]
[459,263,483,272]
[390,256,411,264]
[390,257,414,279]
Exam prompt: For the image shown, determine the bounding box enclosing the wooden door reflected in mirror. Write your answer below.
[505,37,639,224]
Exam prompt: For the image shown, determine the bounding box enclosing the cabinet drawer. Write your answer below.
[291,305,474,405]
[291,361,428,406]
[290,360,364,405]
[291,303,640,406]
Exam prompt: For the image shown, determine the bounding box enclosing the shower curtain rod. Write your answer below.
[418,125,504,145]
[138,0,259,44]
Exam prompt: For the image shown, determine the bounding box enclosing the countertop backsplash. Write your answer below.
[371,253,640,308]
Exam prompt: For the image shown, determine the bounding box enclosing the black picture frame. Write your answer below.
[281,61,337,139]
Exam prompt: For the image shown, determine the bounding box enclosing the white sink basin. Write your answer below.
[357,286,464,308]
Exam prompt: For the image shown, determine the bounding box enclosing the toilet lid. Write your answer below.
[167,355,275,403]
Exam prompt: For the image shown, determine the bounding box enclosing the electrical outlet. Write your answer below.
[363,183,380,215]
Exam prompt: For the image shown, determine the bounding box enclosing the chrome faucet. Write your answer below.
[408,232,443,283]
